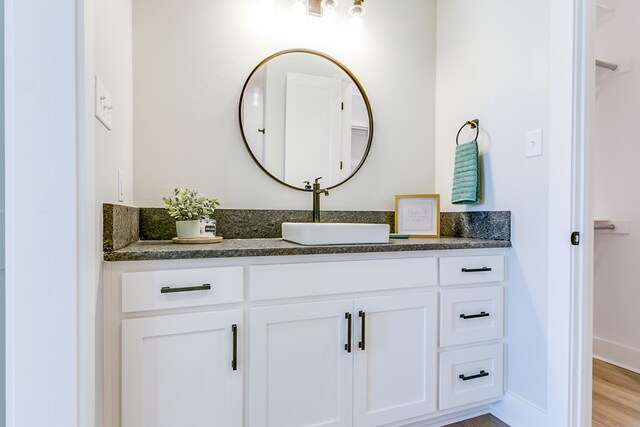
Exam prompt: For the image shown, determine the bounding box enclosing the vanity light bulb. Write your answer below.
[349,0,365,17]
[292,0,307,16]
[321,0,338,10]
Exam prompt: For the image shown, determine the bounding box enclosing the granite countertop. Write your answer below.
[103,237,511,262]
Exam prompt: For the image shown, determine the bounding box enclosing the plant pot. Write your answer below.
[175,220,200,238]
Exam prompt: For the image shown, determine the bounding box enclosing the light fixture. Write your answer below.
[321,0,338,10]
[292,0,307,16]
[292,0,366,19]
[321,0,338,20]
[349,0,365,17]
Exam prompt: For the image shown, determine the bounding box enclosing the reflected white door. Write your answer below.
[284,72,342,186]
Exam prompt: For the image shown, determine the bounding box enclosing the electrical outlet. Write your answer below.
[118,169,125,202]
[525,129,543,158]
[95,76,113,130]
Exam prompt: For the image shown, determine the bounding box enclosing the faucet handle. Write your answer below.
[314,177,323,184]
[303,180,312,190]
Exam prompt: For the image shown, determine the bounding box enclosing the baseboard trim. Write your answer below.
[490,391,548,427]
[593,337,640,374]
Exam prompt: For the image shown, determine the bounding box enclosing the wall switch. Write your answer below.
[95,76,113,130]
[525,129,543,158]
[118,169,125,202]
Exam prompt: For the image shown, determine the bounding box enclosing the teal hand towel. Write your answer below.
[452,140,480,205]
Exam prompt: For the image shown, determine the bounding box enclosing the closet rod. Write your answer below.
[596,59,618,71]
[594,223,615,231]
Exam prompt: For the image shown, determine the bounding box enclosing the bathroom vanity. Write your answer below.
[99,43,511,426]
[102,241,508,427]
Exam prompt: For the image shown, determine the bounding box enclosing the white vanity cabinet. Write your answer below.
[438,255,506,411]
[248,258,439,427]
[249,293,438,427]
[109,266,245,427]
[104,250,508,427]
[122,310,243,427]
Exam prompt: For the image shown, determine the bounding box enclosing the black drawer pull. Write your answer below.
[459,370,489,381]
[160,284,211,294]
[460,311,490,320]
[461,267,492,273]
[345,313,352,353]
[231,324,238,371]
[358,311,366,351]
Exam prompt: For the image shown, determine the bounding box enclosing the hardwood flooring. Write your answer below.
[444,414,509,427]
[593,359,640,426]
[441,359,640,427]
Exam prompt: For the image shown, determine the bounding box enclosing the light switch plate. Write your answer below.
[525,129,543,158]
[95,76,113,130]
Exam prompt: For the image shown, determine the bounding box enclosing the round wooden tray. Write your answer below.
[172,236,223,244]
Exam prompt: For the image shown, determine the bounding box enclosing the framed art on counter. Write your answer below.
[395,194,440,238]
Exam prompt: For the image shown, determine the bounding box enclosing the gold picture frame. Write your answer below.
[394,194,440,238]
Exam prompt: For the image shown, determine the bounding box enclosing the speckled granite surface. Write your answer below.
[103,204,139,252]
[440,211,510,241]
[103,237,511,262]
[103,204,511,261]
[139,208,396,240]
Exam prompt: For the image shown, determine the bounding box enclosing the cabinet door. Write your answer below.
[122,310,242,427]
[250,300,353,427]
[353,293,438,427]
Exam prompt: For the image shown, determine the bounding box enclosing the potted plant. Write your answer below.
[162,187,220,238]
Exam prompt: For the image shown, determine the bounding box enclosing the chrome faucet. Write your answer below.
[304,177,329,223]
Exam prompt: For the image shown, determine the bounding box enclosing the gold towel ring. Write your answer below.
[456,119,479,145]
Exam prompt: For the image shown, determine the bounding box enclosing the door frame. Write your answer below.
[552,0,594,425]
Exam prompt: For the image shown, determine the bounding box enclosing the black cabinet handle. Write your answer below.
[345,313,352,353]
[460,311,491,320]
[461,267,492,273]
[459,370,489,381]
[160,284,211,294]
[358,311,366,351]
[231,324,238,371]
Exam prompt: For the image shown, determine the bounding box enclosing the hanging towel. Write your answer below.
[452,140,480,205]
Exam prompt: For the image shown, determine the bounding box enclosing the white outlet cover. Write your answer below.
[118,169,124,202]
[525,129,543,158]
[95,76,113,130]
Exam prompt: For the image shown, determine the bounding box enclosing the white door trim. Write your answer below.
[547,0,592,425]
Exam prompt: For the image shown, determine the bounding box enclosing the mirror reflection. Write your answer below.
[239,49,373,190]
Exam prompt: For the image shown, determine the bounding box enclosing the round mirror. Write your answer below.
[239,49,373,191]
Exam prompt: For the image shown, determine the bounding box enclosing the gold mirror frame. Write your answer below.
[238,48,374,192]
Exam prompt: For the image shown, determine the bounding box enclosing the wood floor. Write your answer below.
[593,359,640,426]
[443,359,640,426]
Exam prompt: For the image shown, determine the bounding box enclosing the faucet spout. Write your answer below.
[308,177,329,223]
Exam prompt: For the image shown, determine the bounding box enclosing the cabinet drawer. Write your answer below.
[122,267,243,313]
[439,343,504,410]
[440,286,504,347]
[249,257,437,301]
[439,255,504,286]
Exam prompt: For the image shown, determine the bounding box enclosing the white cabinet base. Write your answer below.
[121,310,242,427]
[249,300,354,427]
[353,293,438,427]
[439,343,504,411]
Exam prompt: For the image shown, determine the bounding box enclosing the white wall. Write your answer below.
[92,0,133,425]
[435,0,550,416]
[94,0,133,206]
[5,0,81,424]
[0,0,5,421]
[592,0,640,373]
[132,0,437,210]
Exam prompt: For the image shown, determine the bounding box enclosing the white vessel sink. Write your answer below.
[282,222,390,246]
